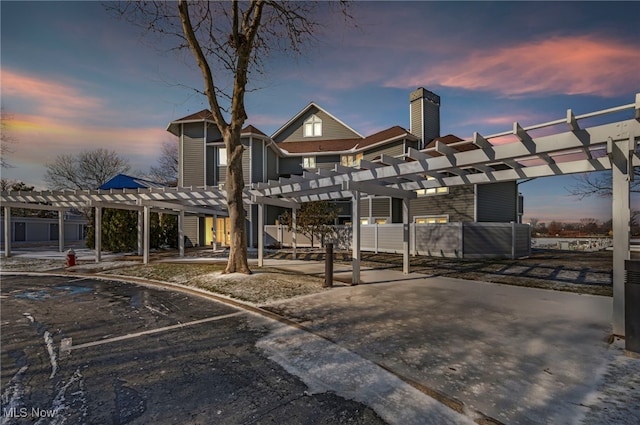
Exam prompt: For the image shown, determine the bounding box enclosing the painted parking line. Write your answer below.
[61,311,246,355]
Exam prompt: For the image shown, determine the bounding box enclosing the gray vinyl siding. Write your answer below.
[182,134,205,187]
[316,155,340,170]
[266,148,279,180]
[183,123,204,139]
[410,102,423,141]
[371,197,391,217]
[184,216,198,247]
[405,139,419,151]
[476,182,518,222]
[205,123,222,142]
[279,157,303,176]
[252,140,264,183]
[274,107,360,143]
[242,146,250,185]
[423,101,440,143]
[410,186,474,222]
[206,145,214,185]
[363,142,404,161]
[359,199,370,217]
[217,165,227,184]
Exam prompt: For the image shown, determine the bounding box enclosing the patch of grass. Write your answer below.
[192,271,328,304]
[103,263,227,283]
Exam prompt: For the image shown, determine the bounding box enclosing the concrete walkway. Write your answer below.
[261,259,640,425]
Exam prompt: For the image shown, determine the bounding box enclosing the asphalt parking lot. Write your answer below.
[0,274,387,425]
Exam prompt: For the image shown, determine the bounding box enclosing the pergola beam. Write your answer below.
[254,120,638,198]
[342,181,417,199]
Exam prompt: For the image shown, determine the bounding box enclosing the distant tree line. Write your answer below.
[529,214,640,237]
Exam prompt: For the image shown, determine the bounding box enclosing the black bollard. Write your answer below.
[324,243,333,288]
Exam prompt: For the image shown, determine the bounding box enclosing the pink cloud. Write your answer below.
[1,68,104,120]
[385,35,640,97]
[5,113,168,188]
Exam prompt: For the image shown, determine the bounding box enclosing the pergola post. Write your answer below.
[4,206,11,258]
[94,206,102,263]
[352,190,361,285]
[58,209,65,253]
[292,207,297,260]
[611,136,633,336]
[137,209,144,256]
[143,205,150,264]
[403,198,410,274]
[178,210,185,257]
[258,203,264,267]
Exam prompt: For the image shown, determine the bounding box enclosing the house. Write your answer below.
[166,88,520,248]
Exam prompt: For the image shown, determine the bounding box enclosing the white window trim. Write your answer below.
[303,114,322,137]
[217,147,227,166]
[415,186,449,196]
[414,215,449,224]
[302,156,316,169]
[341,152,363,167]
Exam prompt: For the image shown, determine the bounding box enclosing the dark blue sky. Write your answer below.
[1,1,639,223]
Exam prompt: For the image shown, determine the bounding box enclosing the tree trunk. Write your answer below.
[223,129,251,274]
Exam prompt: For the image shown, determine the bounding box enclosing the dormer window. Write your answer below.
[303,114,322,137]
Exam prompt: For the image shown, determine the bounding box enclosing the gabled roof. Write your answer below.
[277,138,362,154]
[242,125,268,138]
[99,174,166,190]
[271,102,364,140]
[358,126,417,150]
[166,109,268,138]
[276,126,417,156]
[424,134,477,157]
[166,109,215,136]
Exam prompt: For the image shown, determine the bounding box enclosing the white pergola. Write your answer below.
[2,93,638,336]
[1,186,235,263]
[249,94,639,336]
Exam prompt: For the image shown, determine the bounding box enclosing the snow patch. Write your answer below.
[43,331,58,379]
[258,324,476,425]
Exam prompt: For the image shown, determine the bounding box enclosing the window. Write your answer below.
[341,153,363,167]
[217,147,227,166]
[360,218,369,225]
[415,215,449,224]
[415,187,449,196]
[303,156,316,168]
[374,218,388,224]
[303,114,322,137]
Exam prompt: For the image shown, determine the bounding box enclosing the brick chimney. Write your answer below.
[409,88,440,149]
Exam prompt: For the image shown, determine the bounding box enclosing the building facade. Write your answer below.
[167,88,520,248]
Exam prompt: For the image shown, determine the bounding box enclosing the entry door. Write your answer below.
[205,217,215,246]
[216,217,231,246]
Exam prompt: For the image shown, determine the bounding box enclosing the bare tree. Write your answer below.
[528,217,539,234]
[111,1,349,274]
[567,169,640,199]
[0,179,33,192]
[45,148,130,190]
[280,201,339,248]
[148,140,178,186]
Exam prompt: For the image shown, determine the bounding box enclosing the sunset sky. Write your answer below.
[1,1,638,225]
